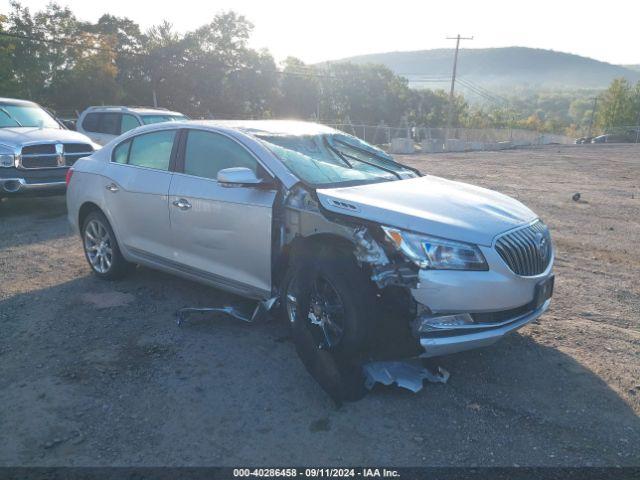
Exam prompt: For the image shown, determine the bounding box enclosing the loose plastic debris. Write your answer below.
[362,360,449,393]
[176,297,278,326]
[352,227,389,266]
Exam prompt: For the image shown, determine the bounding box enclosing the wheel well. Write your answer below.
[273,233,357,289]
[78,202,102,231]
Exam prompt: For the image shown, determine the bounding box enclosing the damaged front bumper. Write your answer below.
[407,245,554,357]
[417,299,550,357]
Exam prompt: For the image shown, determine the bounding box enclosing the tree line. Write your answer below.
[0,2,464,127]
[0,1,637,136]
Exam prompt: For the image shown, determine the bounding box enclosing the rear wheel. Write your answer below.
[82,210,131,280]
[283,245,376,403]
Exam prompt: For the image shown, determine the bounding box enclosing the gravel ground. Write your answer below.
[0,144,638,467]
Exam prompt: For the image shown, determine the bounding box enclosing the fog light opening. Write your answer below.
[415,313,474,333]
[2,180,21,193]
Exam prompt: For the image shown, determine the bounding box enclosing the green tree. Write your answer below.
[278,57,321,119]
[596,78,640,131]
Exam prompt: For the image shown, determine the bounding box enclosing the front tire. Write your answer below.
[82,210,131,280]
[283,245,376,403]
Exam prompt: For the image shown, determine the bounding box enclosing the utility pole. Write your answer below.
[445,34,473,144]
[587,96,598,139]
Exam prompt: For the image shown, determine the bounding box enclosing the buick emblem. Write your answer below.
[535,232,549,258]
[55,143,64,166]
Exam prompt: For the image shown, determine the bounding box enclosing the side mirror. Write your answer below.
[217,167,270,187]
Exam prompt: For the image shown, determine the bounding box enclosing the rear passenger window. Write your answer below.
[184,130,258,180]
[112,140,131,164]
[100,113,121,135]
[121,114,140,134]
[127,130,176,171]
[82,113,100,133]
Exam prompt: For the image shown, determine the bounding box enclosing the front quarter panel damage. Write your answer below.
[276,184,418,292]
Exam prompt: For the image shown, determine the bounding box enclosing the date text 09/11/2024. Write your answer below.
[232,468,401,478]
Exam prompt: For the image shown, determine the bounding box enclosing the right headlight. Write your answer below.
[381,226,488,271]
[0,145,15,168]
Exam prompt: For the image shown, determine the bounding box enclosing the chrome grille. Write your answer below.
[19,143,93,169]
[62,143,94,166]
[495,221,552,276]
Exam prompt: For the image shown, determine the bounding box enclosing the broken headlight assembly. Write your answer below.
[381,226,488,271]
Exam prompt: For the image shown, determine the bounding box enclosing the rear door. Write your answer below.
[168,128,277,298]
[104,128,178,260]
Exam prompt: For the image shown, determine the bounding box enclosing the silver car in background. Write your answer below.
[76,106,188,146]
[66,120,554,401]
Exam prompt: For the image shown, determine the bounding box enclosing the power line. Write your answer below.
[458,78,506,103]
[457,78,508,105]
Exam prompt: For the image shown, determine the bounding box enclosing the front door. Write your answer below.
[168,129,276,298]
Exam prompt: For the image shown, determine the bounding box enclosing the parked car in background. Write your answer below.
[66,120,554,401]
[0,97,97,198]
[76,106,189,146]
[592,130,639,143]
[58,118,77,130]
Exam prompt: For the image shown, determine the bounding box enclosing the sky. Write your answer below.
[3,0,639,65]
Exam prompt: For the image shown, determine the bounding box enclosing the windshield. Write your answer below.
[257,133,417,187]
[141,114,188,125]
[0,103,61,129]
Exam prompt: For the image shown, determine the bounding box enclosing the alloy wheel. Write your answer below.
[84,219,114,274]
[286,274,346,350]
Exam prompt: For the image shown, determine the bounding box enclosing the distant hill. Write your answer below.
[328,47,640,91]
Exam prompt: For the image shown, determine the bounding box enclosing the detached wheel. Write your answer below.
[82,210,131,280]
[283,245,376,403]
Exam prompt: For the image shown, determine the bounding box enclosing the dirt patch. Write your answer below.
[80,292,136,309]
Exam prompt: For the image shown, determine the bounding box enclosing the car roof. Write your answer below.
[83,106,184,116]
[0,97,40,107]
[186,119,338,137]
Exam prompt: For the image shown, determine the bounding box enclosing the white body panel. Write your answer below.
[103,163,174,260]
[317,175,537,246]
[168,173,276,296]
[411,244,554,313]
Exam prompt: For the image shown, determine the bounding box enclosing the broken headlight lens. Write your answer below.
[381,226,488,271]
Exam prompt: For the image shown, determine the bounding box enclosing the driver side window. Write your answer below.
[183,130,259,180]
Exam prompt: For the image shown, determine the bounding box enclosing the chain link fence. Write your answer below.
[326,123,574,152]
[50,106,576,152]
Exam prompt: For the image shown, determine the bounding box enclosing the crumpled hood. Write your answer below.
[0,127,94,149]
[317,175,537,246]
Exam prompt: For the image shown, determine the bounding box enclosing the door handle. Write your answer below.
[172,198,192,210]
[105,183,119,192]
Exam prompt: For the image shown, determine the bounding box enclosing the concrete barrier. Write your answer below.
[389,138,415,154]
[421,139,444,153]
[445,139,465,152]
